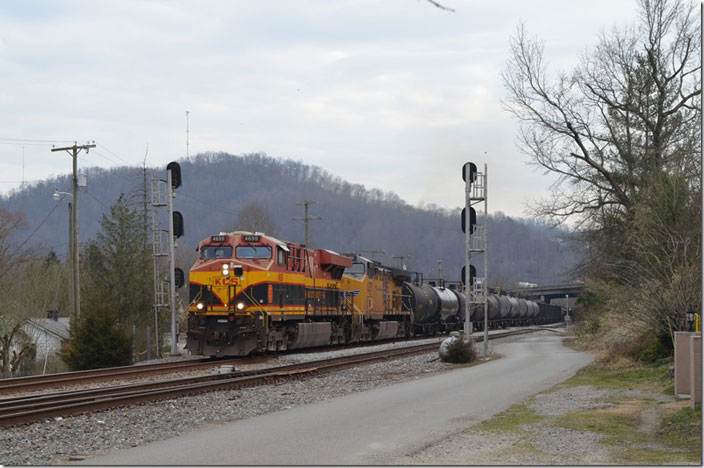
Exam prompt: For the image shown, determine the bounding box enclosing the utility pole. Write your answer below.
[294,200,321,248]
[51,142,95,324]
[437,260,443,284]
[362,249,385,261]
[67,201,74,325]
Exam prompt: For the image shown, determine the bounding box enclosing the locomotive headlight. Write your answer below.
[236,302,245,310]
[196,302,204,310]
[222,263,230,276]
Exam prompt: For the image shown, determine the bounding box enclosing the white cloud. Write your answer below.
[0,0,639,218]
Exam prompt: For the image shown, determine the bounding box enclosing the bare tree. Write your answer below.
[0,209,67,376]
[503,0,700,228]
[503,0,701,347]
[230,202,278,236]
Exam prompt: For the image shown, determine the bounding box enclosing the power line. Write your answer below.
[0,141,58,147]
[0,137,75,143]
[178,191,240,217]
[14,201,62,251]
[91,148,128,167]
[97,144,137,166]
[81,189,110,210]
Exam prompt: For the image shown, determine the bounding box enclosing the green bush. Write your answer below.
[637,339,671,364]
[61,306,132,371]
[444,337,476,364]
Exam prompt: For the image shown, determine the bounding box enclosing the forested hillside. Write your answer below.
[1,152,577,287]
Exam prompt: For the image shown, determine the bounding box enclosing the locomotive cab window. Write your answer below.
[345,263,365,277]
[236,245,272,259]
[199,246,233,260]
[277,247,287,265]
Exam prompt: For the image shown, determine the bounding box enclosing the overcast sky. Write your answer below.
[0,0,638,217]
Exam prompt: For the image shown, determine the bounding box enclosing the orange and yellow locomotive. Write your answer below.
[186,232,412,356]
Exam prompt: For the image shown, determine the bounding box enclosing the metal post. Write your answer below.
[464,171,472,339]
[67,202,74,325]
[146,326,152,361]
[483,163,489,359]
[167,170,178,355]
[565,294,570,326]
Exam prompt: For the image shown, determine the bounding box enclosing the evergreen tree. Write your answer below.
[81,193,153,357]
[61,289,132,370]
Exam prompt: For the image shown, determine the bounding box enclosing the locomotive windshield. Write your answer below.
[236,245,272,259]
[199,246,233,260]
[344,262,365,277]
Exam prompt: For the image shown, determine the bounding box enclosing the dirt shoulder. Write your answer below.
[396,346,702,465]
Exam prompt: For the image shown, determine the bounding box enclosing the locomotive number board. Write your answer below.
[243,235,260,242]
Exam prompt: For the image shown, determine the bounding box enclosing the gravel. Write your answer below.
[527,385,615,415]
[394,366,686,465]
[394,383,618,466]
[0,330,554,466]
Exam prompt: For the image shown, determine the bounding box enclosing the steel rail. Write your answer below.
[0,357,259,394]
[0,327,541,428]
[0,335,446,394]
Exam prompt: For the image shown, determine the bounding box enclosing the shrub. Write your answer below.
[61,308,132,371]
[443,337,476,364]
[636,337,671,364]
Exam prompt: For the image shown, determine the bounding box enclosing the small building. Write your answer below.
[22,311,70,359]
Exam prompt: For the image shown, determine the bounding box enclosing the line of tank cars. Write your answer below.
[186,231,563,356]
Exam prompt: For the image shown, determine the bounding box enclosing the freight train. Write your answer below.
[186,231,563,356]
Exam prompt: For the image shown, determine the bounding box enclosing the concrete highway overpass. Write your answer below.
[505,282,584,309]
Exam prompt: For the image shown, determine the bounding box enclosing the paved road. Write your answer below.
[81,334,592,465]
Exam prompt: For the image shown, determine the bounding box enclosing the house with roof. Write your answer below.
[22,310,70,360]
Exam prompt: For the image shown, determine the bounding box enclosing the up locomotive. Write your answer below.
[186,231,561,356]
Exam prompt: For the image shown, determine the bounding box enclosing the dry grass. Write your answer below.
[573,309,656,363]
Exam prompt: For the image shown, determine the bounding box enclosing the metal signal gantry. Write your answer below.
[462,162,489,358]
[151,162,184,358]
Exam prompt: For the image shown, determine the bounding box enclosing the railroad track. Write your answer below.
[0,356,261,394]
[0,327,543,428]
[0,335,448,395]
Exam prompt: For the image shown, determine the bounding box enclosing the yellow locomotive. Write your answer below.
[185,231,557,357]
[186,232,410,356]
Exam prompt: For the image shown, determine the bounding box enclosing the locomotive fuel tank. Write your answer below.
[432,287,460,322]
[402,282,438,323]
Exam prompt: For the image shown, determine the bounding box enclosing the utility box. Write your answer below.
[690,334,701,407]
[674,331,702,406]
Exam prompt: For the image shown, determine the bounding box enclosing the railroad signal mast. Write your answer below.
[462,162,489,358]
[151,162,185,358]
